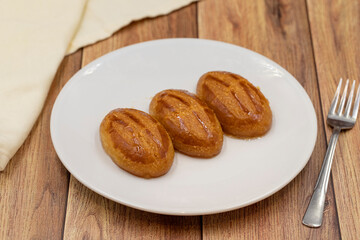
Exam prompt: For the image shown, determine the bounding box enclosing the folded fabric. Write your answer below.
[0,0,197,171]
[68,0,197,54]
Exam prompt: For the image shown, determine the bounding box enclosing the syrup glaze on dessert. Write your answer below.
[100,108,174,178]
[150,89,223,158]
[197,71,272,138]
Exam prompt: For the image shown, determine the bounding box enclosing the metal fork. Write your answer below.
[302,78,360,228]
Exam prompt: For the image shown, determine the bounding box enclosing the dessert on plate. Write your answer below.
[150,89,223,158]
[197,71,272,138]
[100,108,174,178]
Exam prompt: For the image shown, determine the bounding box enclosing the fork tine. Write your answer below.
[352,82,360,119]
[337,79,349,115]
[329,78,343,114]
[344,80,356,117]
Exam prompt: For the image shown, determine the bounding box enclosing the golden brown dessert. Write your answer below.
[149,89,223,158]
[196,71,272,138]
[100,108,174,178]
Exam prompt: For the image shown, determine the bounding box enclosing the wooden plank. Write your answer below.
[0,50,82,239]
[64,178,201,240]
[63,4,201,240]
[198,0,340,239]
[307,0,360,238]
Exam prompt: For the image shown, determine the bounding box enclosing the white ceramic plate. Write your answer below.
[51,39,317,215]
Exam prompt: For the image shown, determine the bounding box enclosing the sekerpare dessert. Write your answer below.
[100,108,174,178]
[149,89,223,158]
[196,71,272,138]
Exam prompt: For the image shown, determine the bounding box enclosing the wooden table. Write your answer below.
[1,0,359,239]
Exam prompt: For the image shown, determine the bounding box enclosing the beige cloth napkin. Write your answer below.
[0,0,197,171]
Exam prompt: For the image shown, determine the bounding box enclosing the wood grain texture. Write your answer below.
[198,0,340,239]
[307,0,360,238]
[64,178,201,240]
[63,4,201,240]
[0,50,82,239]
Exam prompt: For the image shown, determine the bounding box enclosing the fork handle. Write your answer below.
[302,127,341,227]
